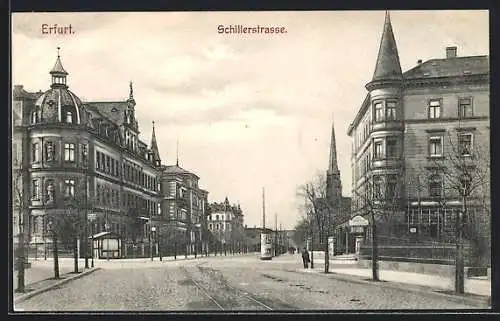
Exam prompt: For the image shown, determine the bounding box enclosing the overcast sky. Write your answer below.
[12,11,489,229]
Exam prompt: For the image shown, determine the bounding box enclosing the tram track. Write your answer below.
[180,263,274,311]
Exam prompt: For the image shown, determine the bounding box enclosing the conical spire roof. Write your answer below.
[328,121,339,175]
[50,48,68,75]
[151,121,161,162]
[371,11,402,81]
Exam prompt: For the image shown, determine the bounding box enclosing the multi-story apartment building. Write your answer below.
[12,50,209,258]
[160,163,209,255]
[207,198,245,251]
[347,13,490,246]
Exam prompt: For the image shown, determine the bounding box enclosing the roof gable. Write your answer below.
[87,101,128,126]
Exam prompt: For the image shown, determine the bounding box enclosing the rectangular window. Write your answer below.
[158,203,161,215]
[32,143,39,162]
[386,138,398,157]
[96,151,101,170]
[459,98,473,118]
[106,155,110,173]
[116,160,120,176]
[374,140,383,159]
[64,143,75,162]
[386,101,397,120]
[64,179,75,197]
[96,184,101,204]
[81,144,88,164]
[429,175,442,198]
[459,133,473,156]
[373,176,383,199]
[32,180,39,199]
[386,175,398,199]
[429,136,443,157]
[101,153,105,172]
[374,102,384,122]
[111,159,115,176]
[428,99,441,119]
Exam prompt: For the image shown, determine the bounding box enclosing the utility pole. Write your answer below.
[262,187,266,228]
[274,213,278,257]
[149,208,153,261]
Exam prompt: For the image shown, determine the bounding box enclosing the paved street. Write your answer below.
[15,254,482,311]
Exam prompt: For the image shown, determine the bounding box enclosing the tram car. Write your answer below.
[260,232,273,260]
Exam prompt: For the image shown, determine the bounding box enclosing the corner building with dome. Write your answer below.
[12,51,208,258]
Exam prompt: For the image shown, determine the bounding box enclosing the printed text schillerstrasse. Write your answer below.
[217,25,287,34]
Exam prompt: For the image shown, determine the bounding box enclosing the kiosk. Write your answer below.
[260,232,273,260]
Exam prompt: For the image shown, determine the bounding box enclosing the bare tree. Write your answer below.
[292,218,310,250]
[430,131,490,293]
[351,166,404,281]
[297,173,339,273]
[13,163,28,292]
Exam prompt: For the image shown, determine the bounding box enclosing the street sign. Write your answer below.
[87,213,97,221]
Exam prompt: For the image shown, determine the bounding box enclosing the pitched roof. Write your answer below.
[403,55,489,79]
[86,101,128,126]
[372,12,402,81]
[163,165,199,178]
[13,85,42,100]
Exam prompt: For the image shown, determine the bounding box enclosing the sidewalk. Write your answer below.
[302,257,491,297]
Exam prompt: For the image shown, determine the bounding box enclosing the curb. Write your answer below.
[285,268,491,308]
[14,267,101,304]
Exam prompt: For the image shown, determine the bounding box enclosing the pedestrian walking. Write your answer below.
[301,247,310,269]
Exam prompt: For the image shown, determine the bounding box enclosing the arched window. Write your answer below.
[66,111,73,123]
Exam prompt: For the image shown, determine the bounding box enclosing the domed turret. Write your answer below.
[33,48,84,125]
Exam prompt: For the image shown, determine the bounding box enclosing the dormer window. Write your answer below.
[66,111,73,123]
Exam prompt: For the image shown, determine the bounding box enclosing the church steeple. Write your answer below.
[328,121,339,175]
[151,121,161,166]
[50,47,69,89]
[367,11,402,90]
[326,120,342,206]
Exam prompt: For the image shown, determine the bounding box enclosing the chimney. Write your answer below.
[417,59,423,64]
[446,46,457,58]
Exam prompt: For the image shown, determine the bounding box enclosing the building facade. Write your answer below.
[12,50,209,258]
[207,197,245,251]
[160,163,209,255]
[347,12,490,252]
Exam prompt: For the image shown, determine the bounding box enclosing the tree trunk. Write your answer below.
[371,212,379,281]
[53,235,60,279]
[455,197,465,294]
[16,228,25,292]
[73,237,79,273]
[324,234,330,273]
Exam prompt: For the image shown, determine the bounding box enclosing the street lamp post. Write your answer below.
[150,226,156,261]
[158,226,162,261]
[105,222,110,261]
[84,176,89,269]
[91,223,95,268]
[88,213,96,268]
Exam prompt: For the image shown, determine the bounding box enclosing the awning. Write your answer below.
[88,231,122,239]
[349,215,369,227]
